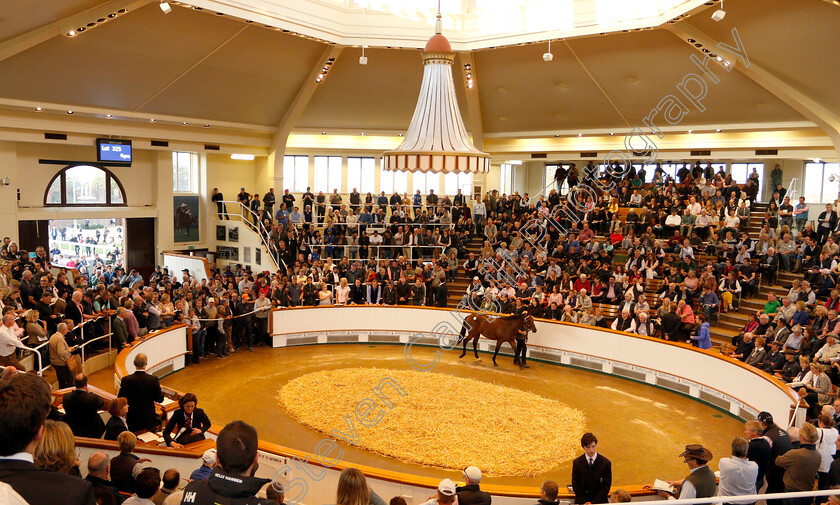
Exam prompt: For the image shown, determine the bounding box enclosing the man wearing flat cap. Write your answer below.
[656,444,716,500]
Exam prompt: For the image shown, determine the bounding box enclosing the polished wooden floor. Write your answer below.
[93,343,744,487]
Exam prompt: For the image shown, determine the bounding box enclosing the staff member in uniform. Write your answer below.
[514,312,530,370]
[571,432,612,504]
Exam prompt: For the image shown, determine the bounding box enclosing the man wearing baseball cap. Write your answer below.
[656,445,715,499]
[757,411,792,505]
[189,449,217,481]
[421,479,459,505]
[457,467,491,505]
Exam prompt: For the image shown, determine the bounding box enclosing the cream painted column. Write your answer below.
[155,151,175,260]
[0,142,18,241]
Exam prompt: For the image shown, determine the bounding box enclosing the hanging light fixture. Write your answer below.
[382,7,490,175]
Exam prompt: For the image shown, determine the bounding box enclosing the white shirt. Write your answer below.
[819,427,838,472]
[718,457,758,503]
[0,483,28,505]
[0,324,26,356]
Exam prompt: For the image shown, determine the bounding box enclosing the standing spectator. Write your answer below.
[692,314,712,350]
[49,322,77,388]
[571,432,612,504]
[817,415,838,490]
[456,466,491,505]
[0,374,95,505]
[758,411,793,505]
[211,188,228,220]
[117,353,164,432]
[62,373,106,439]
[794,196,810,233]
[717,437,758,504]
[744,420,771,491]
[775,422,821,505]
[254,291,272,345]
[0,313,26,371]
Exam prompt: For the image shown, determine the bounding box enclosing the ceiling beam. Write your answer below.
[266,43,345,190]
[0,0,154,63]
[457,51,485,151]
[134,24,250,112]
[563,39,632,129]
[667,22,840,161]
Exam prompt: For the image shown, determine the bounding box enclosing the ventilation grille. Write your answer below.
[756,149,778,156]
[151,140,169,147]
[204,144,220,151]
[580,152,598,158]
[531,153,547,159]
[690,150,711,156]
[44,133,67,140]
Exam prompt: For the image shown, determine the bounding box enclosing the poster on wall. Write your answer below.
[255,248,261,266]
[174,195,200,243]
[229,226,239,242]
[216,225,226,241]
[243,247,251,263]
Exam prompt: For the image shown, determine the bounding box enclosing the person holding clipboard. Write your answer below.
[162,393,211,449]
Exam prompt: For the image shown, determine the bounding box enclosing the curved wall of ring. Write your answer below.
[112,308,797,505]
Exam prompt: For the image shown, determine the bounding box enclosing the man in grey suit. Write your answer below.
[112,307,129,350]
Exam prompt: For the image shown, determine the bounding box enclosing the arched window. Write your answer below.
[44,164,126,206]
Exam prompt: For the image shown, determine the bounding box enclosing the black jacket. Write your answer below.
[62,389,106,439]
[117,370,163,432]
[0,459,94,505]
[85,474,126,504]
[571,453,612,504]
[162,407,212,446]
[180,467,273,505]
[104,415,129,441]
[456,484,492,505]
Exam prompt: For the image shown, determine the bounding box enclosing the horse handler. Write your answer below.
[514,311,530,370]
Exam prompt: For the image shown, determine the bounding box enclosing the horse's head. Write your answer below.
[524,314,537,333]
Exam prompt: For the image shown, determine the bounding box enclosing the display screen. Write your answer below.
[96,139,132,163]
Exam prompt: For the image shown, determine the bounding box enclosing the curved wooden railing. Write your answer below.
[102,306,798,502]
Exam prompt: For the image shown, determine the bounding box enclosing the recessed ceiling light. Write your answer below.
[716,128,721,133]
[609,133,615,136]
[35,107,42,112]
[105,114,112,119]
[398,133,404,137]
[182,122,188,126]
[67,30,76,36]
[688,129,693,134]
[67,110,74,114]
[321,131,327,135]
[554,134,560,138]
[360,132,365,136]
[577,133,582,137]
[149,118,155,123]
[204,124,209,128]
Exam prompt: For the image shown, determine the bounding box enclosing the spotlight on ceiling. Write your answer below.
[359,56,368,65]
[159,1,172,14]
[711,0,726,21]
[35,107,42,112]
[106,114,112,119]
[716,128,722,133]
[543,39,553,62]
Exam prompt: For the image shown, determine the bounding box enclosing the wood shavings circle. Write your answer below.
[279,367,585,477]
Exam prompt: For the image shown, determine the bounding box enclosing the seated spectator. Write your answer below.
[123,467,160,505]
[608,489,631,503]
[0,374,95,505]
[420,479,456,505]
[456,466,491,505]
[105,397,130,441]
[744,336,767,367]
[190,449,217,481]
[181,422,274,504]
[266,484,285,505]
[85,451,125,505]
[34,420,82,477]
[153,469,179,505]
[110,431,151,494]
[730,332,755,362]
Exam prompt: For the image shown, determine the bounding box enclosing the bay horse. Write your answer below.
[458,313,538,366]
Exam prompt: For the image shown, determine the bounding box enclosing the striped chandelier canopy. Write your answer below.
[382,14,490,175]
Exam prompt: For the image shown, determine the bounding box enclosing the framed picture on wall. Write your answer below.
[173,195,200,243]
[228,226,239,242]
[216,225,226,241]
[255,248,261,266]
[243,247,251,263]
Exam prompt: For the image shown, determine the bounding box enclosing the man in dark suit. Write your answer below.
[117,353,163,432]
[112,307,129,350]
[0,373,95,505]
[456,466,491,505]
[63,373,106,439]
[84,451,125,504]
[571,432,612,504]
